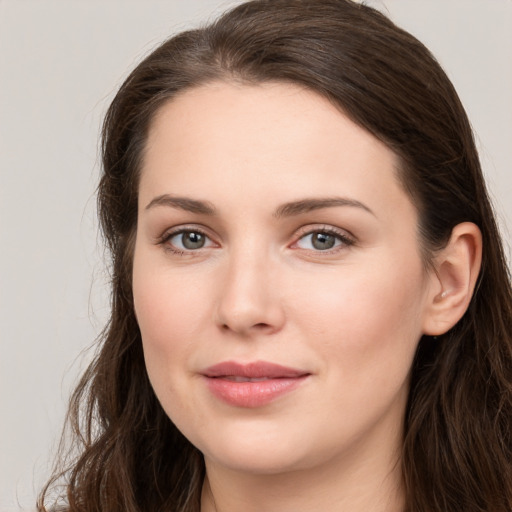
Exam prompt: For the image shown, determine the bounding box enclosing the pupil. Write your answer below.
[312,232,335,250]
[182,232,205,249]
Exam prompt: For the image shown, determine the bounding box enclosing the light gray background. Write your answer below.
[1,1,511,510]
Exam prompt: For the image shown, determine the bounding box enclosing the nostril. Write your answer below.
[220,321,273,333]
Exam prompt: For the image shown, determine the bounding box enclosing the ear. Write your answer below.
[423,222,482,336]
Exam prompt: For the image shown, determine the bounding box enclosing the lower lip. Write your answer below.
[204,376,308,408]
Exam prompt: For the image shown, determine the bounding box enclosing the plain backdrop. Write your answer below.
[1,1,511,510]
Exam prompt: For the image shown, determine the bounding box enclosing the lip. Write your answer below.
[201,361,310,408]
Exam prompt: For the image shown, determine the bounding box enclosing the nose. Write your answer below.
[214,249,286,337]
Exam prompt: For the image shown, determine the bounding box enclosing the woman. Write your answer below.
[38,0,512,511]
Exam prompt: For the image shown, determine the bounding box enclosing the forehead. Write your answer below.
[146,81,387,166]
[140,81,414,225]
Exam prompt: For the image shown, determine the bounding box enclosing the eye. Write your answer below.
[294,229,353,251]
[163,229,215,252]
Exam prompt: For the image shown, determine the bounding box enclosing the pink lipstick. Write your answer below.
[201,361,310,408]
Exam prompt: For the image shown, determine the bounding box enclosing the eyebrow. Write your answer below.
[145,194,216,215]
[144,194,374,217]
[274,197,375,218]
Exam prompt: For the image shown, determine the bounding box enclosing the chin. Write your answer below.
[205,445,310,475]
[193,420,335,476]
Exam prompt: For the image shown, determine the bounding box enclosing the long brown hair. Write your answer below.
[38,1,512,511]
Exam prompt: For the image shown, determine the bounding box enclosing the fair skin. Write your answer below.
[132,81,481,512]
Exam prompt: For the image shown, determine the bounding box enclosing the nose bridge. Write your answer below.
[215,240,284,335]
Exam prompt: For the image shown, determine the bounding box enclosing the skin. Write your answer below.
[132,81,478,512]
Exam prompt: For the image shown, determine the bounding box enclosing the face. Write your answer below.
[133,81,436,476]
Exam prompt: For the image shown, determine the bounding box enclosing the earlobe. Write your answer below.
[423,222,482,336]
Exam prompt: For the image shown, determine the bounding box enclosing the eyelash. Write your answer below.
[158,226,213,256]
[293,226,355,254]
[157,225,355,256]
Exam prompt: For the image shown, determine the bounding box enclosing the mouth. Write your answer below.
[201,361,310,408]
[220,376,279,382]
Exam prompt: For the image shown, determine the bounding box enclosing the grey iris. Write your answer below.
[182,232,205,249]
[312,232,336,250]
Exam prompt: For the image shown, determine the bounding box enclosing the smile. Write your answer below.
[201,361,310,408]
[223,376,274,382]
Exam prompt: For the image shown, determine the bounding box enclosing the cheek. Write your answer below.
[132,261,213,432]
[133,245,212,341]
[283,259,426,448]
[287,256,426,383]
[132,250,209,389]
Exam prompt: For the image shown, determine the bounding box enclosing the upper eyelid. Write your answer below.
[289,225,357,252]
[159,227,217,253]
[293,224,355,241]
[159,224,213,241]
[160,224,352,235]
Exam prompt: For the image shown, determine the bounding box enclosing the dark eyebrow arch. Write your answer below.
[145,194,216,215]
[274,197,375,218]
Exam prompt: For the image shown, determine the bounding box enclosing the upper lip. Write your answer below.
[202,361,309,379]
